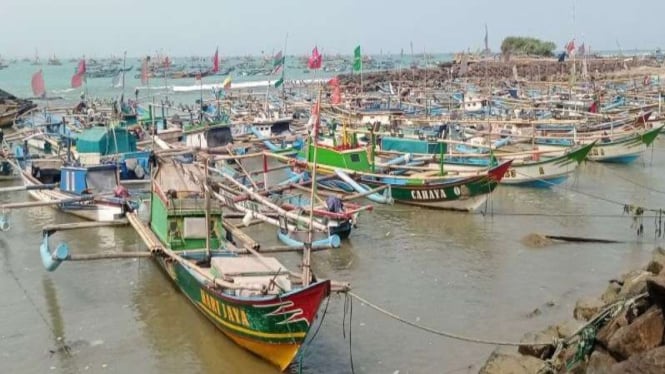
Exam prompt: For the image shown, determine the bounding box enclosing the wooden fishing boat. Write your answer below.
[15,158,133,222]
[586,125,662,163]
[374,134,592,187]
[0,89,37,128]
[294,142,511,211]
[147,161,333,370]
[37,160,343,371]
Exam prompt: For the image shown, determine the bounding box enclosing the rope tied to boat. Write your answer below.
[346,291,648,349]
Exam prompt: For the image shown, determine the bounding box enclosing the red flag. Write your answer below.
[163,56,171,69]
[71,58,86,88]
[31,70,46,97]
[589,101,598,113]
[212,48,219,73]
[141,57,150,85]
[565,39,576,54]
[328,76,340,87]
[75,59,86,75]
[71,73,84,88]
[331,86,341,105]
[308,46,322,69]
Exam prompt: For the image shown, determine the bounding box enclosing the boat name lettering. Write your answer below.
[410,187,460,200]
[200,290,250,327]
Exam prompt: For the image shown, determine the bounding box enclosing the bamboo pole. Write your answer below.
[43,220,127,232]
[67,252,153,261]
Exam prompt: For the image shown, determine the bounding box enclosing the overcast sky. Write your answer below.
[4,0,664,58]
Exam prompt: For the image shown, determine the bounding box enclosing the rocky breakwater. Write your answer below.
[480,247,665,373]
[339,57,662,93]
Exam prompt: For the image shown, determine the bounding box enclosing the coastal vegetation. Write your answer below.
[500,36,556,57]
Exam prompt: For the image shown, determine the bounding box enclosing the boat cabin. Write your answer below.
[251,118,292,138]
[150,163,225,251]
[75,126,138,165]
[380,136,446,155]
[59,164,119,195]
[183,123,234,150]
[302,142,372,172]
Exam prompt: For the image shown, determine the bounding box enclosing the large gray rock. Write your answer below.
[607,306,665,359]
[573,297,605,321]
[609,346,665,374]
[479,347,546,374]
[586,348,617,374]
[517,326,558,359]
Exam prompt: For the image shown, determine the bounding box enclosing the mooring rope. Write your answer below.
[347,292,554,346]
[346,291,649,372]
[602,165,665,195]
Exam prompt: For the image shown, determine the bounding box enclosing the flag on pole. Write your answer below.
[222,76,232,89]
[565,39,576,55]
[140,56,150,85]
[483,24,489,51]
[112,71,124,88]
[212,48,219,73]
[577,43,585,56]
[271,51,284,74]
[195,72,202,81]
[71,58,86,88]
[164,56,171,69]
[328,76,341,104]
[31,70,46,97]
[274,76,284,88]
[307,46,322,69]
[353,45,362,72]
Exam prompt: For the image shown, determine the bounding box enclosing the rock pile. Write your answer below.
[339,57,663,93]
[479,247,665,373]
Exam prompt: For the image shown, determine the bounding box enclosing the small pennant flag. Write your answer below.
[71,58,86,88]
[274,77,284,88]
[223,76,232,89]
[308,46,322,70]
[353,45,362,72]
[31,70,46,97]
[141,56,150,85]
[271,51,284,74]
[565,39,576,54]
[212,48,219,73]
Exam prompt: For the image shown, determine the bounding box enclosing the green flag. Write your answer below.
[353,45,362,72]
[274,76,284,88]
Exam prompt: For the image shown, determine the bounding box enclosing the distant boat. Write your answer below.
[47,55,62,66]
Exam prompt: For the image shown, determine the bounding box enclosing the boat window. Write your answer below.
[206,127,233,148]
[86,168,117,192]
[350,154,360,163]
[183,217,207,238]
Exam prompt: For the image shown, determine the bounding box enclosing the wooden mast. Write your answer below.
[303,89,322,286]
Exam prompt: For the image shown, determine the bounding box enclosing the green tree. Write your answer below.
[501,37,556,57]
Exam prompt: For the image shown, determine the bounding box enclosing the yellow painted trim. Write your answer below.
[197,301,306,340]
[225,329,301,371]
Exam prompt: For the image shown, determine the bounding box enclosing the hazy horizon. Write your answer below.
[4,0,664,59]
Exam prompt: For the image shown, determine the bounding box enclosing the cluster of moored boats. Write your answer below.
[0,68,662,370]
